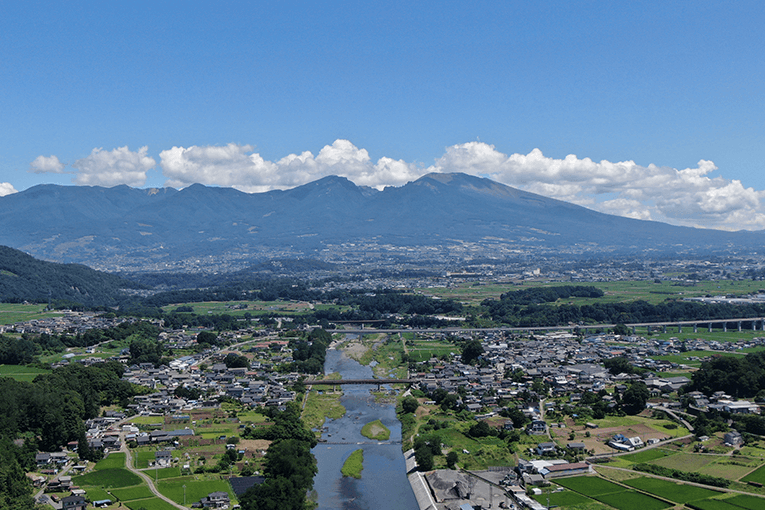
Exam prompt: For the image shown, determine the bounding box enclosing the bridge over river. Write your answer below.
[306,378,415,389]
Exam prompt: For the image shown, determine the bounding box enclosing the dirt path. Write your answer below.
[121,443,187,509]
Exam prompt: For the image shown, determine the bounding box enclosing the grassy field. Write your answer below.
[341,449,364,479]
[0,364,50,381]
[361,419,390,440]
[622,477,721,504]
[533,490,595,507]
[617,448,676,464]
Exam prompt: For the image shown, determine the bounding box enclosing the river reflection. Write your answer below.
[311,347,418,510]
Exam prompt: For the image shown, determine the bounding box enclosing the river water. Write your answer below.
[311,347,418,510]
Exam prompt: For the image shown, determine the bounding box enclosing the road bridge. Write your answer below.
[335,316,765,336]
[306,378,415,389]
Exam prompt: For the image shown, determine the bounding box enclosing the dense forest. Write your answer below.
[683,351,765,398]
[0,246,144,307]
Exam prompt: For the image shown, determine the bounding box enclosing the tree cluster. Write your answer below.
[684,351,765,397]
[239,402,317,510]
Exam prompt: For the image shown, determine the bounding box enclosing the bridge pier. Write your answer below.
[738,321,742,332]
[693,324,698,333]
[678,324,682,334]
[647,326,651,334]
[723,322,727,332]
[632,326,636,334]
[662,325,667,333]
[708,323,713,333]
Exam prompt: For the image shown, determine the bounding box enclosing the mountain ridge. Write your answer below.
[0,173,760,270]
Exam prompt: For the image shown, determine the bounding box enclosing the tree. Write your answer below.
[461,339,484,365]
[613,323,630,336]
[446,451,459,469]
[621,381,649,415]
[401,396,419,414]
[415,445,434,471]
[196,330,219,346]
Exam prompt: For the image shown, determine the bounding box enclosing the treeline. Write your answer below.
[287,329,332,374]
[0,321,161,365]
[0,362,141,450]
[483,292,765,327]
[240,402,318,510]
[683,351,765,397]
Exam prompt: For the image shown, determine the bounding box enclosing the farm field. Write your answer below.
[553,475,672,510]
[622,476,722,504]
[157,477,236,506]
[424,279,765,307]
[72,467,142,488]
[0,364,50,381]
[651,452,719,471]
[741,464,765,484]
[0,303,62,325]
[94,452,126,470]
[532,490,594,507]
[125,497,181,510]
[109,485,155,501]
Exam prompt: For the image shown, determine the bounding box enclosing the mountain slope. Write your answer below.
[0,173,760,269]
[0,246,144,305]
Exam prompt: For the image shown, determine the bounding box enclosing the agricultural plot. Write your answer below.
[651,452,718,471]
[109,485,155,501]
[95,452,126,470]
[741,464,765,484]
[698,458,761,480]
[555,476,625,496]
[125,497,181,510]
[689,499,752,510]
[594,490,671,510]
[723,494,765,510]
[0,364,50,381]
[623,477,721,504]
[73,468,142,488]
[157,478,236,506]
[618,448,675,464]
[532,490,594,507]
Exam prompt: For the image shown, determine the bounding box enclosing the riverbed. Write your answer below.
[311,347,418,510]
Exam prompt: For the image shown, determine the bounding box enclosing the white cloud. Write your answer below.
[0,182,17,197]
[29,155,65,174]
[160,139,422,192]
[27,138,753,231]
[428,142,765,231]
[72,146,155,187]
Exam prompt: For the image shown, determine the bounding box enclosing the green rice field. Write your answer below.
[72,468,142,488]
[622,477,721,504]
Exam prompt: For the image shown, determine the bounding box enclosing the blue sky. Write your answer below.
[1,1,764,230]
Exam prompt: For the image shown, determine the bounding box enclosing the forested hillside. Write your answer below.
[0,246,144,307]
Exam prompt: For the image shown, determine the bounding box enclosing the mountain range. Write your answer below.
[0,172,761,270]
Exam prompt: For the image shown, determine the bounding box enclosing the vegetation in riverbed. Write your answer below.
[361,419,390,440]
[341,449,364,479]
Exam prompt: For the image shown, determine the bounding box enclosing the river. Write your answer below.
[311,347,418,510]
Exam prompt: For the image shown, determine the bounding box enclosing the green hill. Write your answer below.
[0,246,143,307]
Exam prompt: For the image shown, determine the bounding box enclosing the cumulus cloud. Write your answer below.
[430,142,765,231]
[157,139,765,230]
[0,182,17,197]
[29,155,65,174]
[160,139,422,192]
[72,146,155,187]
